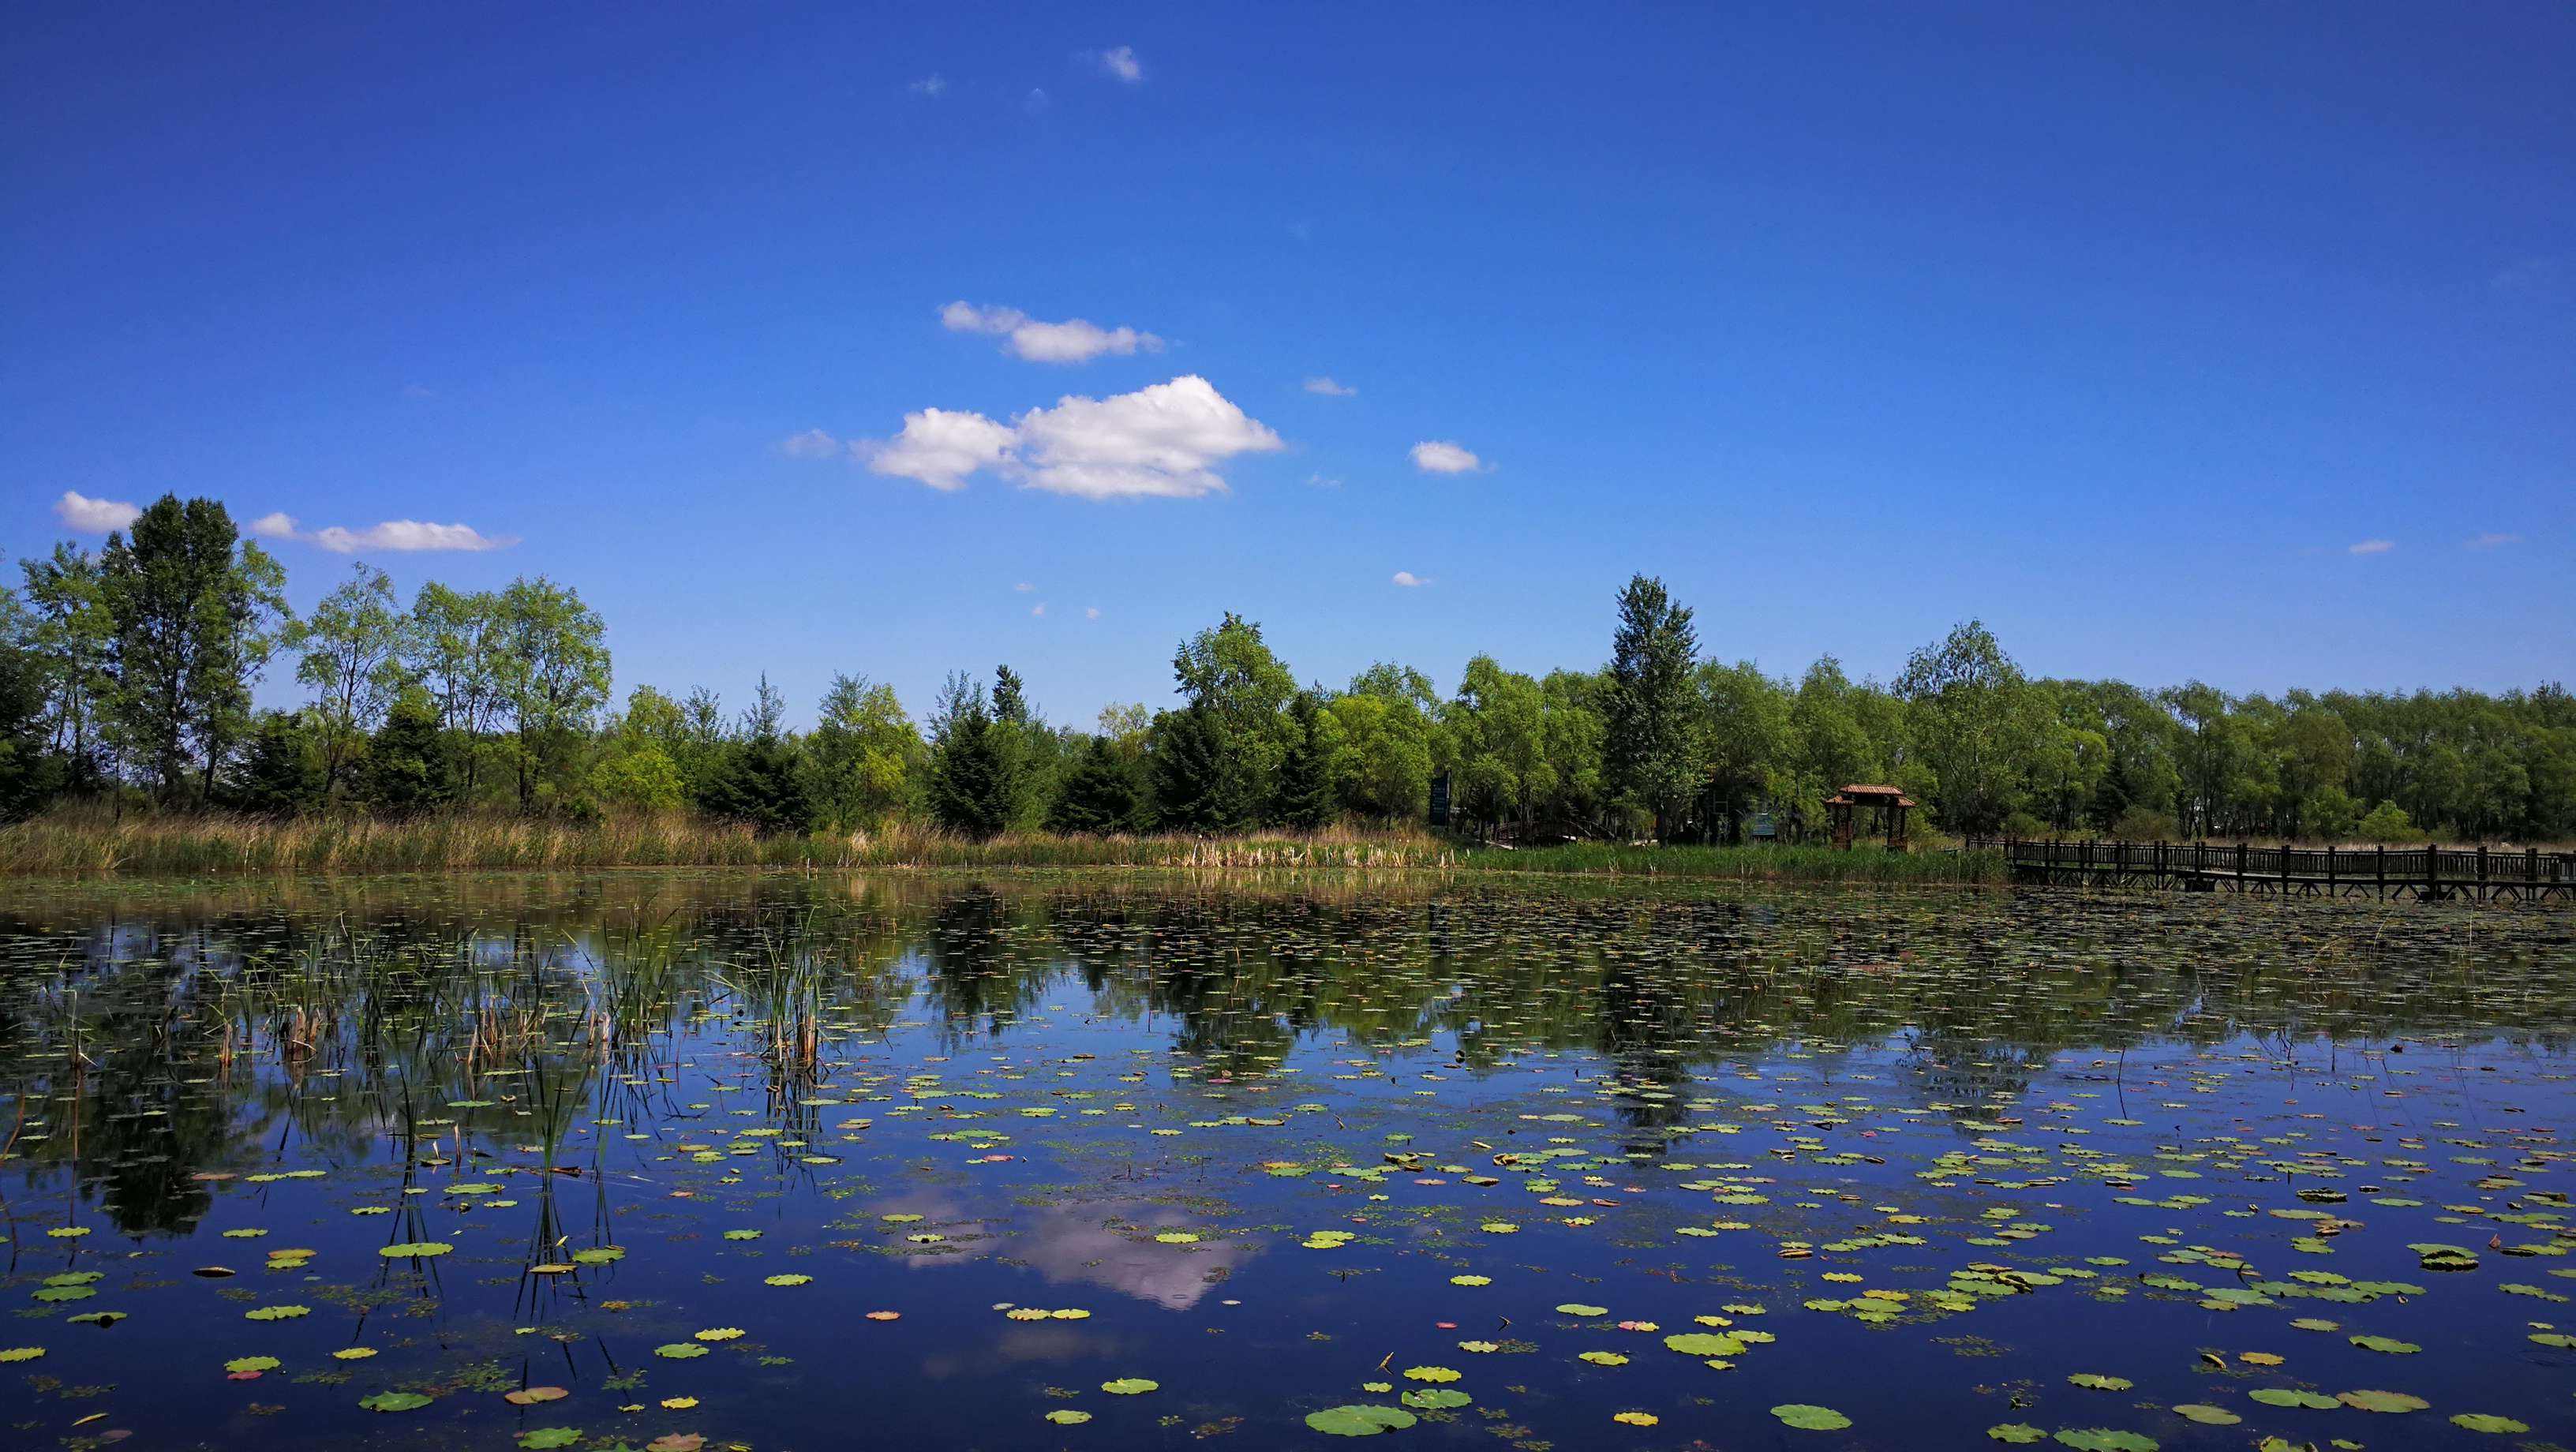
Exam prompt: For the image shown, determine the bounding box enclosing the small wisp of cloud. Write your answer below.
[1391,570,1428,588]
[908,74,947,98]
[1303,376,1356,397]
[1410,440,1485,474]
[1084,606,1101,619]
[778,428,841,459]
[2347,539,2394,556]
[2466,531,2522,549]
[1094,46,1144,84]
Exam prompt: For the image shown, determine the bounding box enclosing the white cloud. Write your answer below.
[2466,531,2522,549]
[941,301,1162,363]
[1031,603,1046,616]
[908,73,947,98]
[1096,45,1144,83]
[312,521,517,553]
[248,511,514,552]
[1014,581,1035,592]
[863,406,1019,491]
[859,376,1283,500]
[1024,88,1050,115]
[1410,440,1485,474]
[1303,376,1356,397]
[778,428,841,459]
[2348,539,2394,556]
[1084,606,1101,619]
[1391,571,1427,587]
[54,490,140,533]
[1305,473,1342,489]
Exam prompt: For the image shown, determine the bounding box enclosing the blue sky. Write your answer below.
[6,3,2570,729]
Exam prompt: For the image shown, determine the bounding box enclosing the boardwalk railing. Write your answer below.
[2003,838,2576,904]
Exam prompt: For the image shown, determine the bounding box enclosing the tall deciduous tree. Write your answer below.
[1602,574,1702,839]
[492,577,610,810]
[1896,619,2037,836]
[407,582,505,795]
[98,496,290,803]
[805,673,922,830]
[17,544,116,787]
[294,560,410,799]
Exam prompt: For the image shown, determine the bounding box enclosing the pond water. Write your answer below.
[2,872,2574,1452]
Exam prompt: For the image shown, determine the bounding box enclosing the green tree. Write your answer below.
[1896,619,2038,836]
[1694,660,1792,843]
[2356,799,2417,844]
[1446,657,1550,835]
[492,577,610,811]
[699,675,811,834]
[805,673,922,830]
[17,544,116,788]
[927,673,1016,837]
[98,495,290,803]
[1149,702,1256,833]
[293,560,410,799]
[1171,612,1297,812]
[1049,737,1145,833]
[362,687,455,814]
[406,582,505,797]
[230,709,319,817]
[1270,692,1338,829]
[1602,574,1702,838]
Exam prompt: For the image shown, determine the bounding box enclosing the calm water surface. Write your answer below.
[2,872,2573,1451]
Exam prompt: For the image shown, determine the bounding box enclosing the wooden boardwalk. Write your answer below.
[2005,839,2576,904]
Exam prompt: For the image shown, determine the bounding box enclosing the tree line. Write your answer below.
[4,495,2570,844]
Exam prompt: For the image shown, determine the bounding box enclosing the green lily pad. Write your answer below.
[519,1430,581,1450]
[225,1356,281,1374]
[2337,1390,2428,1413]
[379,1242,451,1259]
[2171,1405,2238,1426]
[2450,1413,2529,1434]
[359,1391,433,1413]
[2052,1433,2155,1452]
[1101,1378,1158,1395]
[1045,1409,1092,1424]
[1400,1388,1471,1409]
[654,1343,709,1360]
[1305,1405,1417,1436]
[1772,1404,1852,1431]
[2349,1335,2417,1355]
[1987,1426,2045,1445]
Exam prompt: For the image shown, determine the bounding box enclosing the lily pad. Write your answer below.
[1305,1405,1417,1436]
[1772,1404,1852,1431]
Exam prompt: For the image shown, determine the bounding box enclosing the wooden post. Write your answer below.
[2376,844,2385,900]
[2426,842,2439,900]
[2281,840,2291,894]
[2327,844,2336,896]
[2237,840,2248,892]
[2478,843,2489,903]
[2532,847,2543,896]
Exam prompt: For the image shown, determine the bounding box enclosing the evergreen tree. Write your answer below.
[1601,574,1702,838]
[1149,702,1256,832]
[2086,752,2134,833]
[1271,693,1336,829]
[1048,737,1142,833]
[699,675,813,834]
[927,674,1014,837]
[362,688,455,815]
[231,710,319,817]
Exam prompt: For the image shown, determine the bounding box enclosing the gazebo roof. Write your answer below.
[1825,784,1916,808]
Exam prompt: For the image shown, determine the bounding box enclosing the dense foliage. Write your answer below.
[4,502,2570,844]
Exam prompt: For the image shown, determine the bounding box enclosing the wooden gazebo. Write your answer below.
[1824,784,1914,852]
